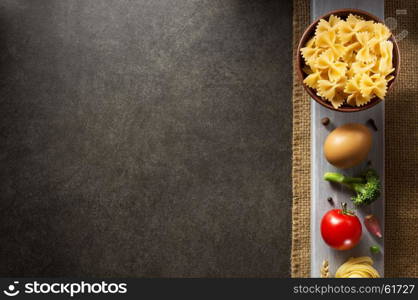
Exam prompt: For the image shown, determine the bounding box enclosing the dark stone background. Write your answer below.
[0,0,292,277]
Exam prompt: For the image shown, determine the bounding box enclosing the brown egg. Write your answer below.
[324,123,372,169]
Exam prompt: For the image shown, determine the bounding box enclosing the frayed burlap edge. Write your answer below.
[291,0,311,278]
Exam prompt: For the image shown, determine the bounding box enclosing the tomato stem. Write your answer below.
[340,202,354,216]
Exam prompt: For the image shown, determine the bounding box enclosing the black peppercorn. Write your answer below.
[367,119,378,131]
[327,197,334,205]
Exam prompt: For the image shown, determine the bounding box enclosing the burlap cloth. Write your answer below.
[291,0,418,277]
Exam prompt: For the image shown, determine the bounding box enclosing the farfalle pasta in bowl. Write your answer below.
[296,9,400,112]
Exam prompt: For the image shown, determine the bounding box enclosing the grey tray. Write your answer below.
[310,0,385,278]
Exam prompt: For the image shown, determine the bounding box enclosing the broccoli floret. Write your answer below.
[323,169,381,206]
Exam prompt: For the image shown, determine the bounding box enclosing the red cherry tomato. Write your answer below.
[320,205,362,250]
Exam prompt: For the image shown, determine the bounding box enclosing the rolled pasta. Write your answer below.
[335,257,380,278]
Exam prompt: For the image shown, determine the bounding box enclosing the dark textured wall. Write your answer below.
[0,0,292,277]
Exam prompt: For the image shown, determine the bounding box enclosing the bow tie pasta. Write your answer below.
[300,14,394,108]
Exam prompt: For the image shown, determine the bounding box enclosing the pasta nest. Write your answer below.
[335,256,381,278]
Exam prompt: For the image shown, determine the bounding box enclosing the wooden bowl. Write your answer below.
[296,9,400,112]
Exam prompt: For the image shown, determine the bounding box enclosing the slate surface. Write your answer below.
[0,0,292,277]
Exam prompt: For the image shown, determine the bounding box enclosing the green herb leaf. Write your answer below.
[370,245,380,254]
